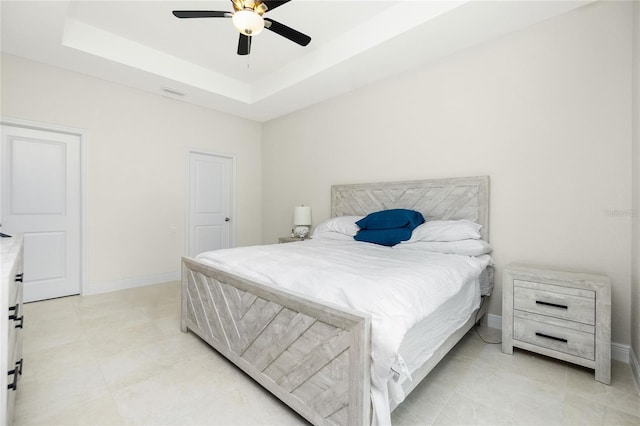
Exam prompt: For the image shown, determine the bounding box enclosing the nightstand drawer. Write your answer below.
[514,280,595,325]
[514,315,594,360]
[503,264,610,384]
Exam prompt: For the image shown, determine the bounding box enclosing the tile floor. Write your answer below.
[12,281,640,425]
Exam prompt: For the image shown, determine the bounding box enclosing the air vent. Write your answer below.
[162,87,185,97]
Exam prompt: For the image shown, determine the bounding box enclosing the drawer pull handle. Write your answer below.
[14,315,24,329]
[536,300,568,309]
[8,304,19,320]
[535,332,568,343]
[15,273,23,282]
[7,369,17,391]
[8,305,23,327]
[7,359,23,391]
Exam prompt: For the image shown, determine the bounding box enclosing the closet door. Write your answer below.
[1,125,81,302]
[187,151,234,257]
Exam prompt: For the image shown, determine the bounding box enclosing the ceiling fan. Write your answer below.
[172,0,311,56]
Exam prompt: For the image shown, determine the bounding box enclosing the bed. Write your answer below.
[181,176,491,426]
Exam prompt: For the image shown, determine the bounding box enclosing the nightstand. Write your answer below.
[278,236,309,243]
[502,263,611,384]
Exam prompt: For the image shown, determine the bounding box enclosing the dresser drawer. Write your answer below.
[2,235,24,426]
[514,315,595,360]
[8,251,22,305]
[7,302,22,359]
[6,334,23,426]
[514,280,595,325]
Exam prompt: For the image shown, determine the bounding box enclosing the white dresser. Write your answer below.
[1,235,24,426]
[502,263,611,384]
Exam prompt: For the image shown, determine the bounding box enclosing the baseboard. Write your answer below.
[611,342,631,363]
[83,271,180,296]
[487,313,502,330]
[631,347,640,395]
[484,313,631,364]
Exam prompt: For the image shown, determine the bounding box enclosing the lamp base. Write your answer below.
[294,226,309,238]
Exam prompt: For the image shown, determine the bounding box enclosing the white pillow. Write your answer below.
[311,231,355,241]
[312,216,362,237]
[394,239,492,256]
[404,219,482,243]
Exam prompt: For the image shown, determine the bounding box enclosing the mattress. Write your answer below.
[398,276,481,372]
[386,270,488,406]
[196,239,492,425]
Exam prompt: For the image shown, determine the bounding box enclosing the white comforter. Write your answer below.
[196,239,492,425]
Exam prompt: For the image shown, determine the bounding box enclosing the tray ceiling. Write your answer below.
[1,1,593,122]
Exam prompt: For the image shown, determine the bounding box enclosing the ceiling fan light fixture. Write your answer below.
[232,9,264,36]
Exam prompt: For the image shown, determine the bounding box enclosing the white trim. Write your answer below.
[0,116,89,297]
[185,148,237,255]
[487,313,502,330]
[84,271,180,296]
[486,313,631,364]
[1,116,84,136]
[630,347,640,395]
[81,127,89,298]
[611,342,631,364]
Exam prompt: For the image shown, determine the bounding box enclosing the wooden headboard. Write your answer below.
[331,176,490,241]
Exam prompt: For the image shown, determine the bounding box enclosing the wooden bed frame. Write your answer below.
[181,176,490,426]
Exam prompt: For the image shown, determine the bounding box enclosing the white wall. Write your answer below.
[262,1,634,344]
[1,54,263,293]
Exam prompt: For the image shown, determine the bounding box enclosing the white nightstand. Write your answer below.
[278,236,310,243]
[502,263,611,384]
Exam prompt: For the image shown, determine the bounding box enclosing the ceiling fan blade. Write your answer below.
[172,11,229,19]
[237,34,252,55]
[262,1,291,12]
[264,18,311,46]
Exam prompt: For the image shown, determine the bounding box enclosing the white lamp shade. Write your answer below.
[293,206,312,226]
[232,10,264,36]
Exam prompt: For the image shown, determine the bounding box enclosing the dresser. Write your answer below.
[502,263,611,384]
[1,235,24,426]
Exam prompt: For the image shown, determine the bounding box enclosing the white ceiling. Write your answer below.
[1,0,593,122]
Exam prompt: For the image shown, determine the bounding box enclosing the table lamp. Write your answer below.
[293,206,311,238]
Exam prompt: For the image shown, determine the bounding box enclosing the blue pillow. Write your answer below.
[354,227,413,247]
[356,209,425,231]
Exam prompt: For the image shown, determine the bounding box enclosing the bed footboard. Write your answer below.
[181,257,371,426]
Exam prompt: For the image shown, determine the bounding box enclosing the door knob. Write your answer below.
[225,217,230,222]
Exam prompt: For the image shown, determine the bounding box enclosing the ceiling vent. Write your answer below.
[162,87,185,97]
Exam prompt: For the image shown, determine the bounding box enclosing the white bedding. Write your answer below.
[395,274,481,380]
[196,239,492,426]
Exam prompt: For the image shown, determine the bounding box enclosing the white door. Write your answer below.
[1,125,81,302]
[187,152,234,257]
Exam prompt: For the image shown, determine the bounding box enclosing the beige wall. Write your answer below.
[1,2,637,352]
[1,54,262,293]
[632,0,640,367]
[262,1,634,344]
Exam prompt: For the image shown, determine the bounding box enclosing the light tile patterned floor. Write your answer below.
[13,281,640,425]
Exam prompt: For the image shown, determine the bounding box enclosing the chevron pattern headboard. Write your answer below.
[331,176,490,241]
